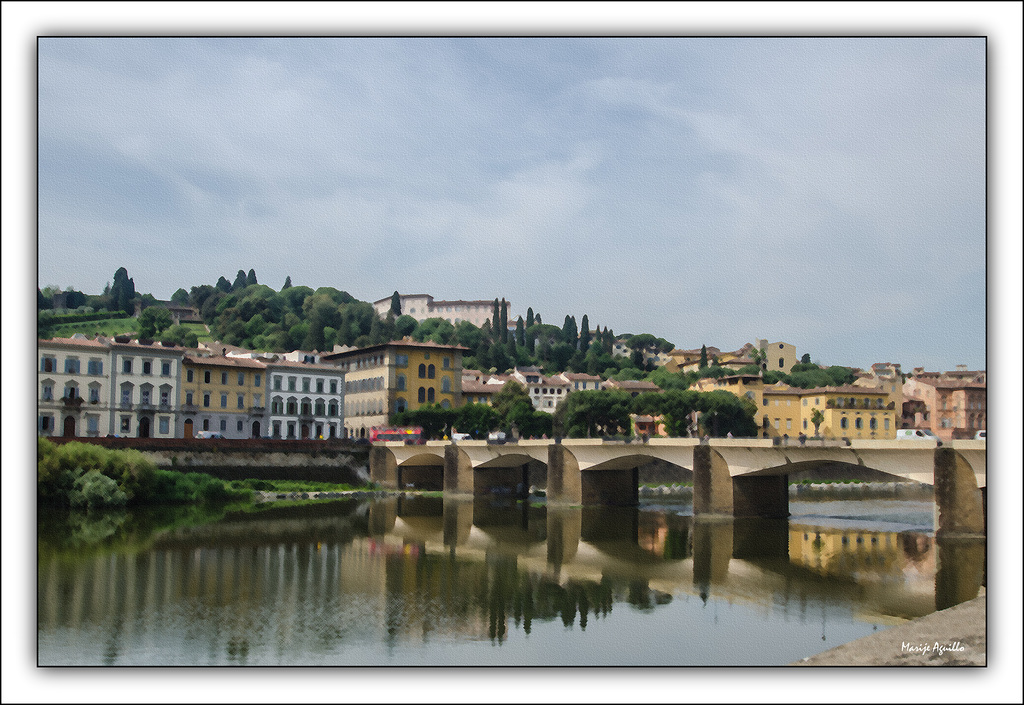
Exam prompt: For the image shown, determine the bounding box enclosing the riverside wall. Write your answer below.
[46,437,371,484]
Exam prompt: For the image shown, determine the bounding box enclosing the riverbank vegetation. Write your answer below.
[38,438,251,509]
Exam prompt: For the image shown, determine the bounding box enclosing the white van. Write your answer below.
[896,429,938,440]
[974,430,986,440]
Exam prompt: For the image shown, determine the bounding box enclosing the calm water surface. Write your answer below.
[38,492,985,666]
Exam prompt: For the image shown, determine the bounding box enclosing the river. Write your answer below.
[37,490,985,666]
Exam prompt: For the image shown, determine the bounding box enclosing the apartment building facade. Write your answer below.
[265,360,346,440]
[108,338,185,439]
[180,355,267,439]
[38,337,114,438]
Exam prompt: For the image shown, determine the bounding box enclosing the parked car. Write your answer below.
[974,430,986,440]
[451,432,472,441]
[896,429,939,440]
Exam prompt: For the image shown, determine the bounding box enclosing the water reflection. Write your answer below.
[38,497,985,665]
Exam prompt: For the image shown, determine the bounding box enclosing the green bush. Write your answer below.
[69,470,127,509]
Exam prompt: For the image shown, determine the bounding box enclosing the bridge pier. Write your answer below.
[443,445,474,495]
[732,475,789,518]
[369,446,398,489]
[934,448,985,537]
[581,468,640,506]
[693,446,788,519]
[547,444,582,504]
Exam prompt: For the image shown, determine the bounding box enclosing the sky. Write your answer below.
[34,35,991,371]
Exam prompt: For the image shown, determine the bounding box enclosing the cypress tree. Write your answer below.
[699,344,709,369]
[232,269,248,291]
[492,299,500,338]
[390,291,402,316]
[216,276,232,293]
[579,315,591,352]
[500,298,508,343]
[283,276,292,290]
[526,307,534,328]
[515,317,525,347]
[246,269,258,286]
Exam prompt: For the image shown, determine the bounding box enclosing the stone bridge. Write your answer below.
[370,438,986,536]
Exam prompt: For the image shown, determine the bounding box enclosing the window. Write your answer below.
[162,361,171,376]
[803,419,808,429]
[442,377,451,393]
[418,387,426,403]
[159,417,170,434]
[160,388,170,407]
[330,380,337,394]
[41,356,56,372]
[427,388,435,402]
[287,422,295,439]
[317,380,324,393]
[204,370,211,384]
[396,399,407,413]
[121,416,131,433]
[840,417,849,429]
[237,419,244,432]
[855,418,863,429]
[254,374,261,387]
[64,384,78,399]
[41,383,54,401]
[884,418,890,430]
[90,387,100,403]
[272,398,282,414]
[315,400,325,416]
[187,369,194,382]
[203,393,211,408]
[274,376,282,390]
[88,360,103,375]
[273,421,281,438]
[123,359,133,374]
[142,361,152,375]
[238,372,245,386]
[253,394,261,407]
[418,364,426,378]
[329,402,338,416]
[778,358,784,368]
[220,419,227,432]
[203,419,210,431]
[869,418,877,430]
[303,378,310,392]
[88,416,100,435]
[774,419,780,429]
[397,374,406,391]
[39,415,53,432]
[186,391,194,405]
[221,393,228,408]
[121,386,133,405]
[762,399,768,406]
[289,377,296,391]
[443,357,450,370]
[221,372,228,385]
[787,419,792,430]
[287,400,297,415]
[396,354,409,367]
[140,388,151,405]
[237,394,245,409]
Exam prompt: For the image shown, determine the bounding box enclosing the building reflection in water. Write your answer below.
[37,497,985,664]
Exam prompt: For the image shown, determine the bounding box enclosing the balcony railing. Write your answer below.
[250,406,265,415]
[61,396,84,408]
[119,401,133,410]
[181,403,198,414]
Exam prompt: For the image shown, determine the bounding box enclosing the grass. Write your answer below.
[42,317,139,339]
[228,478,371,494]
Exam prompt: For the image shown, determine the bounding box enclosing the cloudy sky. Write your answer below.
[37,36,986,370]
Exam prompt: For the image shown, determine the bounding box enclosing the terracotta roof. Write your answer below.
[605,379,662,391]
[559,372,602,381]
[264,359,345,372]
[763,385,802,395]
[801,385,893,395]
[462,381,504,394]
[320,339,469,360]
[183,355,268,369]
[38,336,110,349]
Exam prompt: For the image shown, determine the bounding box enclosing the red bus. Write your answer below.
[369,426,424,444]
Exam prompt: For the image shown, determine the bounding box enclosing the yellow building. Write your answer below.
[322,339,466,440]
[762,383,803,438]
[692,374,766,434]
[180,355,267,438]
[797,386,898,440]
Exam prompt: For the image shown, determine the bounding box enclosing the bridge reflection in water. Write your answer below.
[38,496,985,665]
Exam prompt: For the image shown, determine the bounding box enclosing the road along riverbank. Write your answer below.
[793,591,985,666]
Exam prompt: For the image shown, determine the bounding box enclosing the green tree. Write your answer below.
[394,314,418,338]
[110,267,136,314]
[579,315,591,353]
[246,269,258,287]
[171,288,189,305]
[699,344,709,370]
[515,317,525,347]
[137,306,173,339]
[561,389,633,438]
[491,380,532,420]
[454,403,501,439]
[282,275,292,290]
[390,291,402,316]
[215,276,232,293]
[232,270,248,291]
[500,298,509,343]
[750,345,767,371]
[810,408,825,436]
[800,352,811,364]
[526,307,535,328]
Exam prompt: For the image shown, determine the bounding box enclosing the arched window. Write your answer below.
[869,417,877,430]
[427,388,435,402]
[840,417,849,429]
[855,417,863,429]
[418,364,426,378]
[441,399,451,409]
[315,400,325,416]
[418,387,426,403]
[396,399,407,413]
[428,364,435,379]
[328,402,337,416]
[397,374,406,391]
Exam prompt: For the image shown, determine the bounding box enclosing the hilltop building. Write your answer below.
[373,294,510,328]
